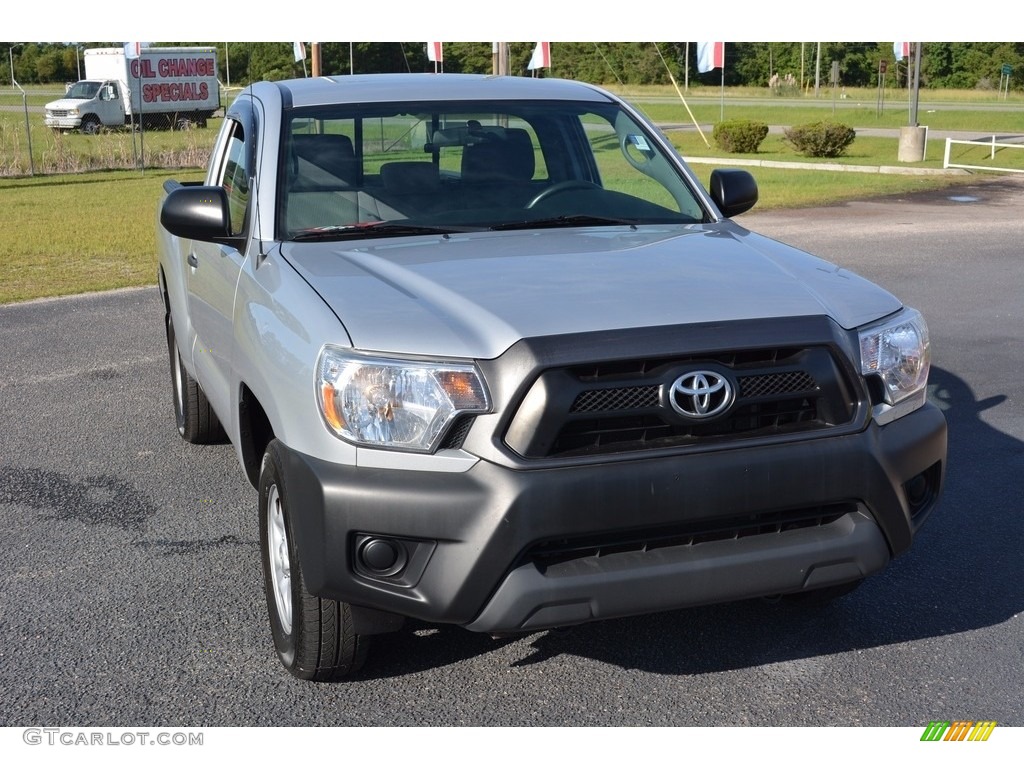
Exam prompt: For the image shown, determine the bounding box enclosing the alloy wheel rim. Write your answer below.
[172,343,184,417]
[267,484,293,634]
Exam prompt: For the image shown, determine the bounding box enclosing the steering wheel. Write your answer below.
[525,180,600,209]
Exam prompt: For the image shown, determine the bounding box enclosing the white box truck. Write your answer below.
[44,46,220,133]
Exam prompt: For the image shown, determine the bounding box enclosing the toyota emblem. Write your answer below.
[669,370,735,419]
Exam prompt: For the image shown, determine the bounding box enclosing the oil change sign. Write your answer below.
[129,55,216,104]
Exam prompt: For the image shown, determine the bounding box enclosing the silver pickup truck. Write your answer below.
[157,73,946,681]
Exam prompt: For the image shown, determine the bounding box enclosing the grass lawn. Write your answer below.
[4,83,1017,304]
[1,169,204,304]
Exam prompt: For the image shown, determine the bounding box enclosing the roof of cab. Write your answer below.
[267,73,617,108]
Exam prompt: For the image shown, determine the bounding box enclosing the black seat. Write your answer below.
[291,134,358,187]
[379,162,446,216]
[461,128,535,183]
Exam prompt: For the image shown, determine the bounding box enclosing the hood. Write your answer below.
[280,224,901,360]
[45,97,90,110]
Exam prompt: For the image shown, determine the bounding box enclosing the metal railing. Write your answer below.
[943,136,1024,174]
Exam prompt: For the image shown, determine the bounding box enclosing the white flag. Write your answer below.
[294,42,306,62]
[123,42,149,60]
[697,42,724,73]
[528,42,551,71]
[893,42,910,62]
[426,42,443,63]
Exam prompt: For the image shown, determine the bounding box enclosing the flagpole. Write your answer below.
[719,65,725,122]
[138,47,145,173]
[684,43,689,92]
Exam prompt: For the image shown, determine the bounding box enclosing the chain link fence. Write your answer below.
[2,85,226,178]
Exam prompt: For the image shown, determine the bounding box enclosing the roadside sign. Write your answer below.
[879,59,888,74]
[1002,64,1012,76]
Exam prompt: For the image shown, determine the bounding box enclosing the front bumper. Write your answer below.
[281,401,946,634]
[44,115,82,129]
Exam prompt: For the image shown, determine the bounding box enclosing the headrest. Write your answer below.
[461,128,535,182]
[291,134,357,183]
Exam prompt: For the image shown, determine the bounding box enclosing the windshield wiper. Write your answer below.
[290,221,477,242]
[488,214,639,232]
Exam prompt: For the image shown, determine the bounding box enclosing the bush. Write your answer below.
[712,120,769,153]
[784,121,856,158]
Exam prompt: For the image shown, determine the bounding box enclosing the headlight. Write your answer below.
[858,307,930,424]
[316,346,490,453]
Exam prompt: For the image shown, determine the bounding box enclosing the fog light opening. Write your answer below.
[904,462,941,518]
[357,537,408,577]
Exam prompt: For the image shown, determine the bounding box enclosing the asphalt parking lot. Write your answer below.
[1,175,1022,729]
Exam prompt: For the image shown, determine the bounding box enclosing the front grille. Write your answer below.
[526,504,856,573]
[571,385,660,413]
[439,415,475,450]
[504,346,858,459]
[739,370,816,398]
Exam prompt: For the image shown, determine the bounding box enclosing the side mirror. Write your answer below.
[709,168,758,218]
[160,184,237,245]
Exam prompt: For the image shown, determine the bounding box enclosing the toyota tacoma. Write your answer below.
[156,73,946,680]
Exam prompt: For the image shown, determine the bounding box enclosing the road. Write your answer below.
[1,176,1022,730]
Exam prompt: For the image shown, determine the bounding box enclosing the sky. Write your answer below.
[10,2,1009,44]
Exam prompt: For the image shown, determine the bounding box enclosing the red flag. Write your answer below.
[426,42,443,63]
[697,42,724,73]
[893,42,910,62]
[528,42,551,71]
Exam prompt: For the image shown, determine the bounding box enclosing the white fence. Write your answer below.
[943,137,1024,174]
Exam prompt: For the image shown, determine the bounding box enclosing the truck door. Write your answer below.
[97,81,125,127]
[184,114,252,430]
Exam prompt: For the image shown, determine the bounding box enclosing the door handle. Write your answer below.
[187,252,199,268]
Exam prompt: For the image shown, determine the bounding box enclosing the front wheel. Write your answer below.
[259,440,369,681]
[80,116,102,134]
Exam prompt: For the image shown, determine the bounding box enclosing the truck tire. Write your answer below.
[259,440,369,681]
[165,315,224,444]
[80,116,101,134]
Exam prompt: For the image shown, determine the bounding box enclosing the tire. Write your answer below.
[259,440,369,681]
[80,116,101,135]
[165,315,224,444]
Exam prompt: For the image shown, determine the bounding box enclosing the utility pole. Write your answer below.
[311,43,321,77]
[898,42,926,162]
[909,42,922,126]
[814,42,821,98]
[800,42,805,91]
[493,42,510,75]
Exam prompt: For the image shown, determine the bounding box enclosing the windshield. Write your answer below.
[278,99,708,240]
[65,81,102,100]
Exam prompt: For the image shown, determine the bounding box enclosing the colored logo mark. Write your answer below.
[921,721,997,742]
